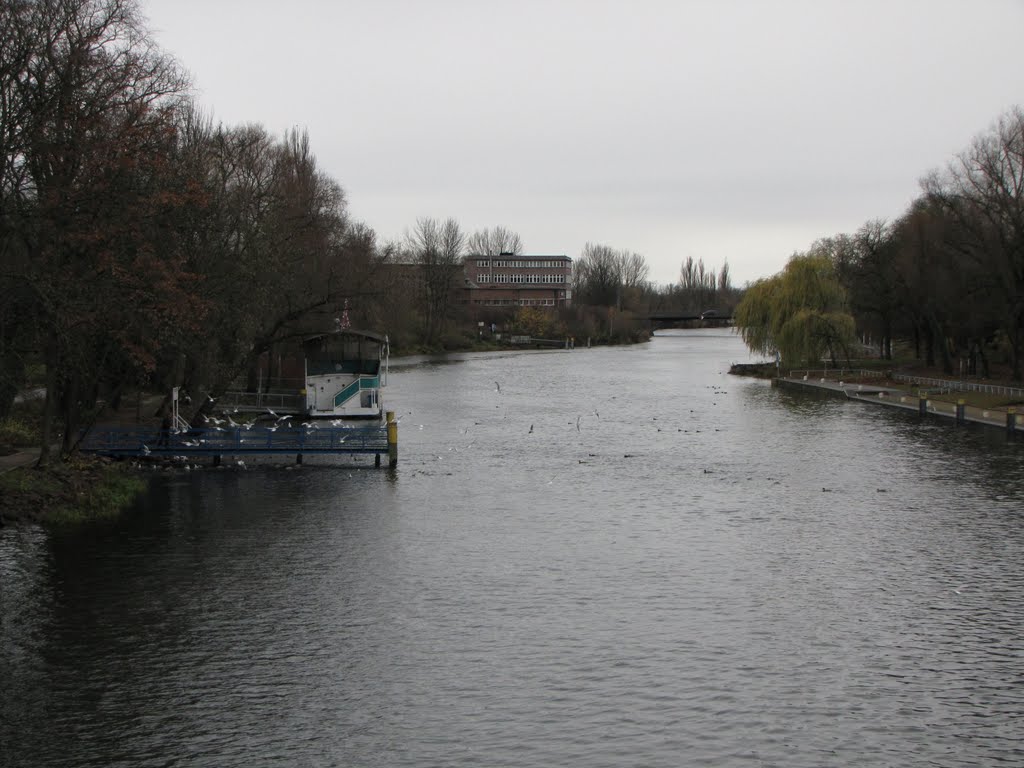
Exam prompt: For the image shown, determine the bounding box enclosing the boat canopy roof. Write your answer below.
[302,330,388,378]
[303,329,388,345]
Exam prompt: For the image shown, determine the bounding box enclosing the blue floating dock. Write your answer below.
[79,425,390,462]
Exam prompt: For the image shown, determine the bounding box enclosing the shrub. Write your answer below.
[0,417,36,448]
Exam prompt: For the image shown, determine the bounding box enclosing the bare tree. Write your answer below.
[572,244,652,310]
[174,122,384,416]
[922,107,1024,380]
[618,251,650,289]
[1,0,191,462]
[718,261,731,293]
[678,256,718,311]
[406,217,465,344]
[889,197,969,372]
[573,243,621,306]
[466,226,523,256]
[827,222,901,359]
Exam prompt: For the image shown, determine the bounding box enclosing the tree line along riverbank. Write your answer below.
[2,335,652,526]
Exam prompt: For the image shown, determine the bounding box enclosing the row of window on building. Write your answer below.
[474,259,566,269]
[475,274,567,284]
[472,298,557,306]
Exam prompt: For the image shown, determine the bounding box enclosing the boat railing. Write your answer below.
[220,390,306,413]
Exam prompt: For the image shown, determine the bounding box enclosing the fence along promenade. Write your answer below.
[776,370,1020,435]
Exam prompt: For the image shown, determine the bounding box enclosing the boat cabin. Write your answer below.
[302,330,389,420]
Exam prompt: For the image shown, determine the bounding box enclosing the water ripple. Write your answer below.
[3,331,1024,767]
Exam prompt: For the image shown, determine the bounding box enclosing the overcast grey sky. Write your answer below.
[142,0,1023,286]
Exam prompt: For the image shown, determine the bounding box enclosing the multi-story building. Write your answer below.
[463,253,572,308]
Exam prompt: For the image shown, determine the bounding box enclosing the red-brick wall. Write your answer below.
[463,255,572,306]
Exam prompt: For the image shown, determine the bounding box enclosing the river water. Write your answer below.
[2,329,1023,767]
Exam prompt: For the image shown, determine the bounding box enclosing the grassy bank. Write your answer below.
[0,457,146,526]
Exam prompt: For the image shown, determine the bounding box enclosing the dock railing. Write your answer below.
[79,424,389,459]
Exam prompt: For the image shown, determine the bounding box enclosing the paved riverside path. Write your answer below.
[0,448,39,474]
[775,376,1020,432]
[2,393,165,475]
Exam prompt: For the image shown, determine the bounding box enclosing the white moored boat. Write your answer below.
[302,330,389,421]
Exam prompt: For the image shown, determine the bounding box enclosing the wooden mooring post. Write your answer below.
[1008,408,1017,435]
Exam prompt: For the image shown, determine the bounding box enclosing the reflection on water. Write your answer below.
[3,330,1023,767]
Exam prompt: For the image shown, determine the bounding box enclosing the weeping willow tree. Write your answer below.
[735,252,856,368]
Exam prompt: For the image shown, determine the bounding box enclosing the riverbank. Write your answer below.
[0,456,146,526]
[0,393,164,526]
[7,331,1020,768]
[762,371,1022,434]
[728,360,1024,435]
[391,329,650,357]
